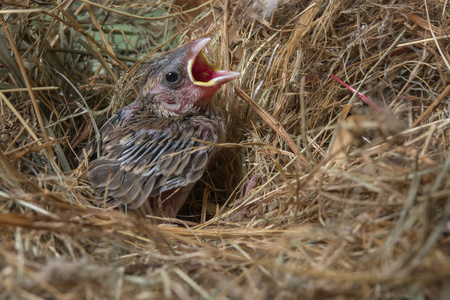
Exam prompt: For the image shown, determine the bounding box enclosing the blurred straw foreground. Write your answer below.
[0,0,449,299]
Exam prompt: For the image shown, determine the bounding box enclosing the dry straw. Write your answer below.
[0,0,449,299]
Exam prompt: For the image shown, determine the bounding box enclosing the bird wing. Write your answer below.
[78,102,139,162]
[87,110,221,209]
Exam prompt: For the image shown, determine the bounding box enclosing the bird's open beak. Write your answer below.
[187,38,241,87]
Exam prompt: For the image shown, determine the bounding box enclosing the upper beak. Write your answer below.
[187,38,241,87]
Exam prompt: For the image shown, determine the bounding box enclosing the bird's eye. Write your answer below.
[165,72,179,83]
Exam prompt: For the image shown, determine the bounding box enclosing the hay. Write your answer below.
[1,0,449,298]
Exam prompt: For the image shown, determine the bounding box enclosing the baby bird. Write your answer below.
[83,38,240,218]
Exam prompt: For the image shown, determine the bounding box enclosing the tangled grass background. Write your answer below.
[0,0,449,299]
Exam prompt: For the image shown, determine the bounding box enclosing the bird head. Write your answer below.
[138,38,240,116]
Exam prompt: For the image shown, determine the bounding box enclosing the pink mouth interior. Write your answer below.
[191,54,218,82]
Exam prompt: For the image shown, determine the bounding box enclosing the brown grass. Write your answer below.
[1,0,449,299]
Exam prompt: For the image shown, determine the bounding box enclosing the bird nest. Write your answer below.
[0,0,449,299]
